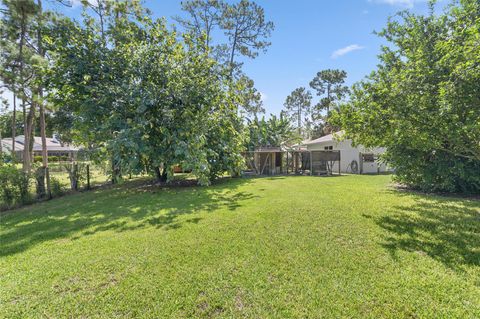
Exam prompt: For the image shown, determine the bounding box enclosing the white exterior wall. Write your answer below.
[306,139,388,174]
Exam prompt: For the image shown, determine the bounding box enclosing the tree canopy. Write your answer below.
[43,0,248,185]
[283,87,312,139]
[332,0,480,193]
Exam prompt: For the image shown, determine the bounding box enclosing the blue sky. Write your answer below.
[3,0,442,115]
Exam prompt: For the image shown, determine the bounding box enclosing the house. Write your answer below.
[1,135,79,160]
[303,131,389,174]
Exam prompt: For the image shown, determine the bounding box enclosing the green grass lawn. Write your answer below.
[1,175,479,318]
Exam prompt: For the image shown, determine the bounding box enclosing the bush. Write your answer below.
[0,165,31,208]
[34,155,66,163]
[1,152,13,164]
[50,177,65,197]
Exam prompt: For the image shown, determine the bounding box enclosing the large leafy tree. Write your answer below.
[332,0,480,193]
[45,0,245,185]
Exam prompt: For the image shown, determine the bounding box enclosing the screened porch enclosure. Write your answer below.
[243,148,341,176]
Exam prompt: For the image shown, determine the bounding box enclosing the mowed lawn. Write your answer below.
[1,175,479,318]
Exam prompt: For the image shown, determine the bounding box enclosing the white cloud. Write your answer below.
[368,0,421,8]
[260,92,268,102]
[331,44,365,59]
[70,0,97,8]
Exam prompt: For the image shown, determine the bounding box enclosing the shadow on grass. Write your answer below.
[0,177,257,257]
[370,193,479,270]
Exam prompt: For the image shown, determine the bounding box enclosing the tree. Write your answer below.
[0,0,39,172]
[45,1,245,185]
[331,0,480,193]
[175,0,272,118]
[221,0,274,76]
[235,75,264,119]
[177,0,274,77]
[0,96,4,155]
[246,112,299,151]
[309,69,349,135]
[0,110,53,138]
[0,0,67,193]
[174,0,222,51]
[283,87,312,138]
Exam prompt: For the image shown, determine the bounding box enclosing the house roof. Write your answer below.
[1,138,24,152]
[303,131,345,145]
[1,136,79,153]
[254,146,284,153]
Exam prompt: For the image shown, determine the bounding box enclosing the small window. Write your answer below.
[324,146,333,150]
[362,153,375,162]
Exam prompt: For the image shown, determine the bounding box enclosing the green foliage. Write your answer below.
[33,155,67,163]
[310,69,349,114]
[0,111,54,138]
[49,176,64,197]
[332,0,480,193]
[0,111,22,139]
[176,0,274,75]
[0,164,30,208]
[246,112,300,151]
[44,3,246,185]
[283,87,312,138]
[0,148,12,164]
[309,69,349,136]
[235,75,265,119]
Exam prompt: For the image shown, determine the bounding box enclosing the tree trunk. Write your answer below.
[111,156,121,184]
[154,166,162,181]
[160,168,168,183]
[37,0,51,198]
[11,93,16,160]
[297,106,301,136]
[24,104,35,171]
[0,123,2,155]
[228,29,238,78]
[18,6,32,173]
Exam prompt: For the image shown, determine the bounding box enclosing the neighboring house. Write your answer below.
[0,135,79,160]
[303,131,389,174]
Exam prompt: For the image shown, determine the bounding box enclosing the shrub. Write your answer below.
[0,165,31,208]
[1,152,13,164]
[50,177,65,197]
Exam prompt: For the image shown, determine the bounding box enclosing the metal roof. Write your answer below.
[303,131,345,145]
[1,136,79,153]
